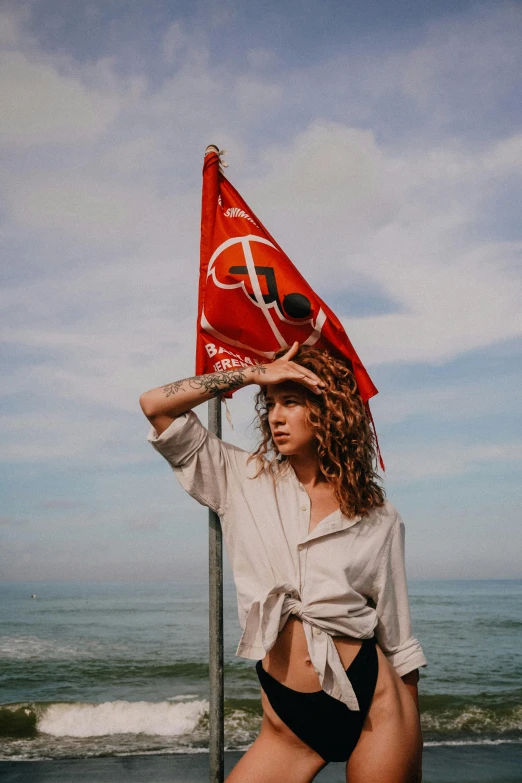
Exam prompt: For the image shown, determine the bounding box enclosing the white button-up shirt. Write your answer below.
[148,410,428,711]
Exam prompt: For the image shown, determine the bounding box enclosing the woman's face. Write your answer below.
[265,382,317,457]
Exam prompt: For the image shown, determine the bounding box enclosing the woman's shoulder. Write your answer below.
[243,451,284,480]
[363,499,401,536]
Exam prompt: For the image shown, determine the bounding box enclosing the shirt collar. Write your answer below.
[282,462,362,543]
[302,510,362,543]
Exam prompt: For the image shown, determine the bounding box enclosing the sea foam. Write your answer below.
[38,699,208,737]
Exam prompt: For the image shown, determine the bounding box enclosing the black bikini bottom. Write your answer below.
[255,636,378,763]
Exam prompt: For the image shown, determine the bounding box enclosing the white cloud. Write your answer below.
[0,51,126,146]
[374,372,522,427]
[0,411,145,463]
[39,499,81,510]
[252,122,395,234]
[1,318,198,416]
[243,121,522,366]
[344,239,522,366]
[127,514,163,532]
[162,21,189,65]
[0,4,145,148]
[246,48,278,70]
[0,6,31,48]
[386,438,522,483]
[399,5,522,116]
[234,75,283,114]
[0,515,28,526]
[6,170,183,242]
[484,134,522,173]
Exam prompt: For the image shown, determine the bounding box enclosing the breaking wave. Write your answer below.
[0,699,207,739]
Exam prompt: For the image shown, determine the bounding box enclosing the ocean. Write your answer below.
[1,579,521,781]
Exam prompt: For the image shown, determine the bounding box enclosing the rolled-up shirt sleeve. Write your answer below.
[147,410,238,516]
[372,516,428,677]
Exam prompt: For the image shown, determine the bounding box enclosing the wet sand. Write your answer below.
[1,744,522,782]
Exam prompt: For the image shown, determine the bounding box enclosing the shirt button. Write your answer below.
[314,627,322,636]
[298,544,304,550]
[300,505,307,511]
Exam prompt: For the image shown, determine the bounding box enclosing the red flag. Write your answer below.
[197,147,383,466]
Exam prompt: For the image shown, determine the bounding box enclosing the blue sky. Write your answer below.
[1,0,521,582]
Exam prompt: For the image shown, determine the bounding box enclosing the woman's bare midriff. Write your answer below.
[261,615,365,692]
[260,615,420,749]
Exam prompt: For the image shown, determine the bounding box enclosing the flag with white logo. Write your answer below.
[197,147,380,442]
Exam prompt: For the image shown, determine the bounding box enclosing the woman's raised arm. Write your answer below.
[139,342,324,435]
[140,366,258,434]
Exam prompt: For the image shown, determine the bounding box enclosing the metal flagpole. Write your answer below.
[208,395,224,782]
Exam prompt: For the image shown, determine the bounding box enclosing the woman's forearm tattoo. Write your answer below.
[163,364,269,399]
[163,380,185,397]
[163,369,249,398]
[189,370,247,395]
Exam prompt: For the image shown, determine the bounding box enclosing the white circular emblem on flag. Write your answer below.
[202,235,326,354]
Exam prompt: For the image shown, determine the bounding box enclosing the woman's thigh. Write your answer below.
[346,646,422,783]
[225,713,327,783]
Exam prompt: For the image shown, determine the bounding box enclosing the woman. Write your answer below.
[140,341,427,783]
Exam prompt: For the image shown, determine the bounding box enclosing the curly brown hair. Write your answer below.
[249,346,385,518]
